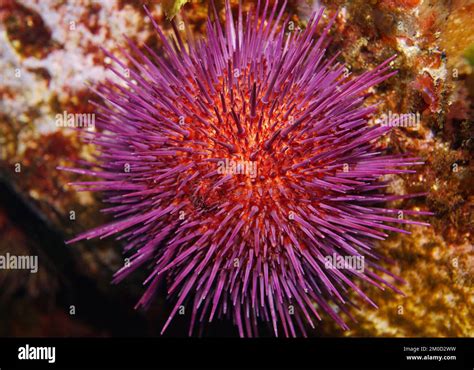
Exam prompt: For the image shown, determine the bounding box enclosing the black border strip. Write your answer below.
[0,337,472,369]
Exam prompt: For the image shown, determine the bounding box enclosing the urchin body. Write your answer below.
[63,1,430,337]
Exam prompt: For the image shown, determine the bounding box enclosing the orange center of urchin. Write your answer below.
[155,62,322,246]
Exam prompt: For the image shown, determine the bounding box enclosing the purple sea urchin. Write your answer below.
[61,1,431,337]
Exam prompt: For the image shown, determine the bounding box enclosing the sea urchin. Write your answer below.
[61,0,431,337]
